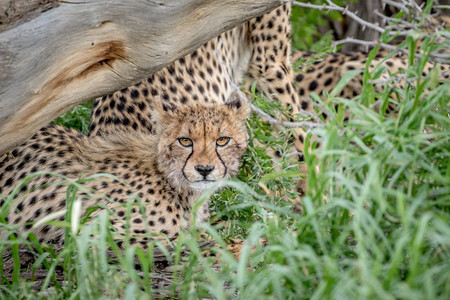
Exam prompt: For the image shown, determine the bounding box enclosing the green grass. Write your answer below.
[1,6,450,299]
[53,101,93,135]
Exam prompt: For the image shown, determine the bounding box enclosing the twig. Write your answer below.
[332,37,450,64]
[285,0,386,34]
[409,0,423,13]
[429,51,450,61]
[374,9,417,29]
[369,69,450,86]
[298,98,323,123]
[285,150,304,158]
[136,271,173,283]
[288,0,446,40]
[382,0,410,14]
[332,37,399,52]
[247,97,323,129]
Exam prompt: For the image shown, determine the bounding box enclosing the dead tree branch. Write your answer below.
[0,0,281,155]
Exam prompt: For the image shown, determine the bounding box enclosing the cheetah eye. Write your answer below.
[178,138,193,147]
[216,137,230,147]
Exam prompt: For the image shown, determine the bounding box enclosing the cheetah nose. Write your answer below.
[195,165,214,177]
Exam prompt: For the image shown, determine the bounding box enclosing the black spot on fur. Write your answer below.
[301,101,309,110]
[309,81,318,91]
[130,89,140,99]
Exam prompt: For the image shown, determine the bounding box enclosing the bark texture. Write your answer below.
[0,0,279,155]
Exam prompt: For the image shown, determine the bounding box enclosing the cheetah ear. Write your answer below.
[151,97,177,125]
[225,91,251,120]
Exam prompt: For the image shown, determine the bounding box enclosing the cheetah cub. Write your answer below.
[0,92,249,247]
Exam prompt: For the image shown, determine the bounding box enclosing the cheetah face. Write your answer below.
[176,135,233,190]
[154,93,249,191]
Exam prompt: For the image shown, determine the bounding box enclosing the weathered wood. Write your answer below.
[0,0,279,155]
[0,0,60,32]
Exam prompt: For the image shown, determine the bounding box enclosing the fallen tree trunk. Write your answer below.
[0,0,279,155]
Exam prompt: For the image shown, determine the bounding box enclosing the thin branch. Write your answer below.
[374,9,417,29]
[382,0,410,14]
[285,150,304,158]
[285,0,386,34]
[369,69,450,86]
[137,272,173,283]
[332,37,399,52]
[409,0,424,13]
[247,96,323,129]
[298,98,323,123]
[288,0,444,39]
[331,37,450,64]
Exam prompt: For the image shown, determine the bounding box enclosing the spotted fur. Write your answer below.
[87,3,307,165]
[87,3,448,199]
[0,94,249,247]
[291,50,449,117]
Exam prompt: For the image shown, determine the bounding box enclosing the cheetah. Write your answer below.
[88,3,306,163]
[0,93,249,247]
[289,11,450,117]
[87,3,448,200]
[291,49,449,119]
[87,3,448,160]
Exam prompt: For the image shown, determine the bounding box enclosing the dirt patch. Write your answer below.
[1,240,216,292]
[0,0,60,32]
